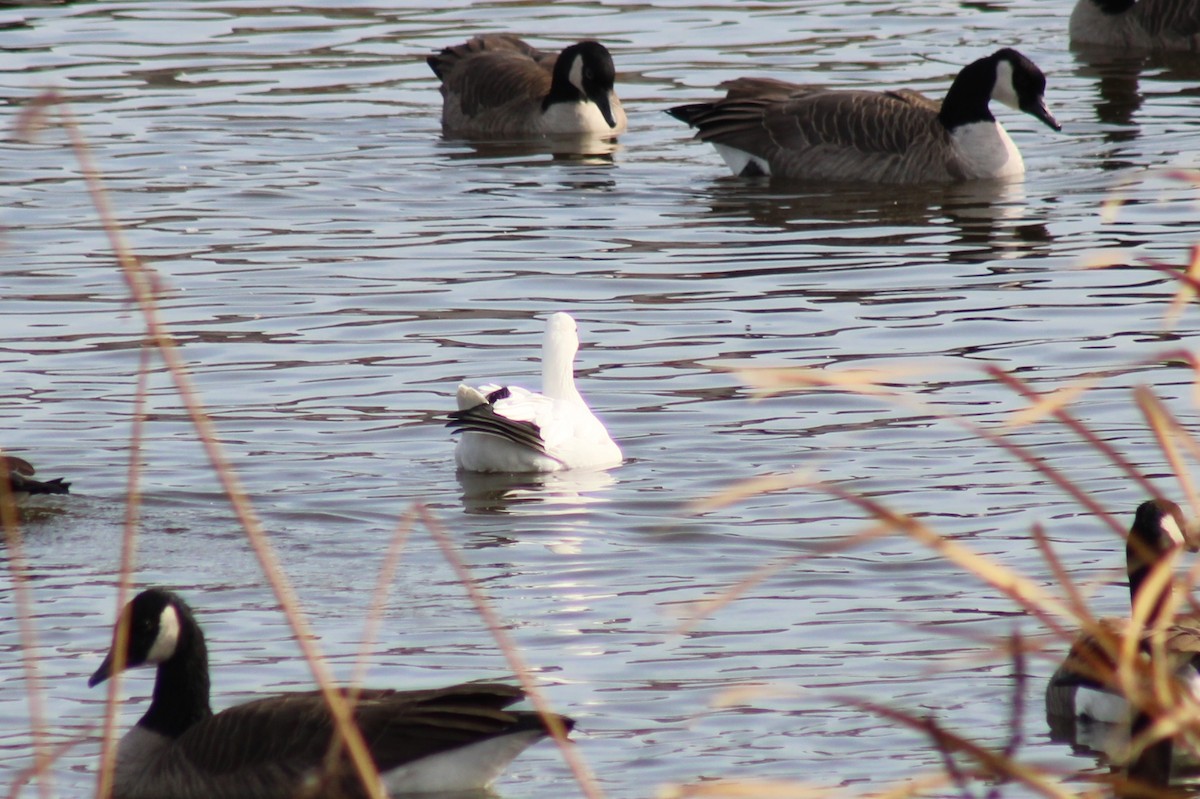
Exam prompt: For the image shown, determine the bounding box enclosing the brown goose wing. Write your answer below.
[673,83,951,182]
[1134,0,1200,39]
[755,89,951,180]
[427,35,544,81]
[170,683,554,777]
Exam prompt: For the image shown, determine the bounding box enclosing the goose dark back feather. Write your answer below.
[1072,0,1200,49]
[669,83,961,183]
[1131,0,1200,37]
[431,39,554,122]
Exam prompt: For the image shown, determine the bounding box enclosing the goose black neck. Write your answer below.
[1090,0,1136,14]
[939,56,998,131]
[140,607,213,738]
[1127,557,1174,628]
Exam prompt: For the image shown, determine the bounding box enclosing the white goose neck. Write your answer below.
[541,313,583,402]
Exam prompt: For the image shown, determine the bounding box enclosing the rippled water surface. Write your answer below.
[3,1,1200,796]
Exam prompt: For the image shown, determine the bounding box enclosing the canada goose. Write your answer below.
[427,35,627,138]
[1070,0,1200,51]
[667,48,1061,184]
[90,588,574,799]
[2,455,69,505]
[447,312,622,473]
[1045,499,1200,724]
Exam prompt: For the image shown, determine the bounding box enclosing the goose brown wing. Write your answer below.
[674,86,951,182]
[427,35,544,81]
[430,39,552,118]
[1133,0,1200,38]
[171,684,547,775]
[757,89,946,165]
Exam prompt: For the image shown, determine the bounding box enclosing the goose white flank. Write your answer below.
[447,312,623,473]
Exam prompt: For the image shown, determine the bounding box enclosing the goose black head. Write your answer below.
[546,40,620,129]
[89,588,192,687]
[990,48,1061,132]
[1127,498,1194,575]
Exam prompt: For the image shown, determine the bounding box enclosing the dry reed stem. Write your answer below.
[417,503,604,799]
[1,459,53,799]
[838,698,1073,799]
[1030,523,1094,631]
[1137,387,1200,545]
[736,365,1127,539]
[31,91,384,798]
[350,506,416,690]
[96,342,153,798]
[669,517,895,637]
[658,774,951,799]
[4,737,87,799]
[989,368,1164,503]
[807,479,1080,638]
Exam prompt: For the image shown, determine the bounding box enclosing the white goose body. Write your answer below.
[1070,0,1200,51]
[91,588,573,799]
[448,312,622,473]
[668,48,1059,184]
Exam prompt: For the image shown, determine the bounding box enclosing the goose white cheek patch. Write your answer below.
[992,60,1019,109]
[145,605,181,664]
[568,54,585,95]
[1162,513,1186,547]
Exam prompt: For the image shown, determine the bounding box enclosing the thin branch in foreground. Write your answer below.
[417,503,605,799]
[32,91,384,799]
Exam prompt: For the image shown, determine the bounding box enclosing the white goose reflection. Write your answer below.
[456,466,617,517]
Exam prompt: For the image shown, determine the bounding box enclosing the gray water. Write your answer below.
[3,0,1200,796]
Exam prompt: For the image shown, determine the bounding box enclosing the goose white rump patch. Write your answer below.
[381,730,546,794]
[714,144,771,177]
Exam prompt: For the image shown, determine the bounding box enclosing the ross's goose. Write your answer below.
[447,312,623,473]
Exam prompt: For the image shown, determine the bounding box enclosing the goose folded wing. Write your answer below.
[171,684,534,776]
[446,402,551,455]
[444,51,551,117]
[756,91,950,180]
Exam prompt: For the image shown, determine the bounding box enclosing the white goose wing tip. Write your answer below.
[455,384,490,410]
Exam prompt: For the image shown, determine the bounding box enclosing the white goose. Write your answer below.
[448,312,622,473]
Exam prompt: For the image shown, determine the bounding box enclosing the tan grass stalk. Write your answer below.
[736,365,1127,539]
[96,343,153,798]
[350,506,416,689]
[806,480,1078,637]
[839,698,1073,799]
[669,516,896,637]
[989,368,1163,502]
[1,460,53,799]
[27,92,383,799]
[417,503,604,799]
[658,774,951,799]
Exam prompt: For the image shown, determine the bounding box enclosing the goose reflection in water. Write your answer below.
[456,467,617,519]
